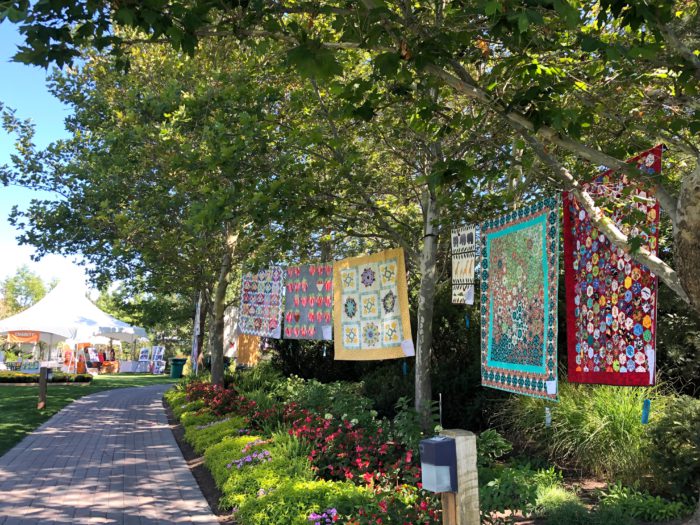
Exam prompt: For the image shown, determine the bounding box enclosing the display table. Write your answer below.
[100,361,119,374]
[117,360,149,373]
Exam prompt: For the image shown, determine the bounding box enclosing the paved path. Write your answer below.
[0,385,218,525]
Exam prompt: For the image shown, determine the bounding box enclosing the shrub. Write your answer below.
[204,435,263,488]
[649,395,700,496]
[234,478,373,525]
[477,429,513,467]
[390,396,440,451]
[0,371,92,383]
[235,362,284,394]
[598,483,694,522]
[495,381,671,483]
[184,415,248,454]
[479,464,563,523]
[180,410,217,429]
[535,486,588,525]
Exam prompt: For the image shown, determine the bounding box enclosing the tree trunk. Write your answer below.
[196,294,208,372]
[414,185,440,430]
[675,161,700,318]
[210,230,239,387]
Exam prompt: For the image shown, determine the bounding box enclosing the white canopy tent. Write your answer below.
[0,279,147,345]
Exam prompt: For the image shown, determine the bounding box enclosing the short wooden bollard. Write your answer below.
[37,367,48,410]
[439,429,480,525]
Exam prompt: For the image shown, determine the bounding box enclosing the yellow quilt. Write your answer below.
[333,247,412,360]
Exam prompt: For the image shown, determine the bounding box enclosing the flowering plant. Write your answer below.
[226,449,272,470]
[308,507,339,524]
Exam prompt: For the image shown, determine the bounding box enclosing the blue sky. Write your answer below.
[0,22,86,284]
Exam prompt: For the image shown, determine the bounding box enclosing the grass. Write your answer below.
[0,374,177,456]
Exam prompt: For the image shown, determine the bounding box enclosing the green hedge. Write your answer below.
[0,371,93,383]
[184,415,248,455]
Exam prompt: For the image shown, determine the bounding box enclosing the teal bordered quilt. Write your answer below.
[480,197,559,400]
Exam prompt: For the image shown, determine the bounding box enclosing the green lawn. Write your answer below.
[0,374,178,456]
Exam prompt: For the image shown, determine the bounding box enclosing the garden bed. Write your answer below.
[164,365,697,525]
[0,371,93,384]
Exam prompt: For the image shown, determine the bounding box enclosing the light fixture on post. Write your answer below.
[419,436,457,493]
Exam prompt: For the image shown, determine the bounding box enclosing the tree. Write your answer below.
[0,265,53,316]
[2,0,697,313]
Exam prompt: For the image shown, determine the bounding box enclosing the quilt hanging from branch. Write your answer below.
[333,248,412,360]
[481,197,559,401]
[239,266,284,339]
[451,225,478,304]
[564,146,662,386]
[284,263,333,340]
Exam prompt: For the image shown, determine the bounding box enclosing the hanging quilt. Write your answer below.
[564,146,662,386]
[284,263,334,340]
[451,225,478,304]
[481,197,559,400]
[239,266,284,339]
[334,248,412,360]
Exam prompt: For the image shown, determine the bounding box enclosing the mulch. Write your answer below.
[163,399,236,524]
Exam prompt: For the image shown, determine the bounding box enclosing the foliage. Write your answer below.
[390,396,440,452]
[234,362,284,394]
[479,464,563,523]
[534,486,588,525]
[476,429,513,468]
[203,435,264,488]
[598,483,694,522]
[0,265,53,317]
[234,478,373,525]
[649,395,700,496]
[0,371,92,383]
[183,415,248,455]
[495,381,671,483]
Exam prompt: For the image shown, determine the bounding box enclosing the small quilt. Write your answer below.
[284,263,333,340]
[333,248,412,360]
[239,266,284,339]
[480,197,559,400]
[451,225,478,304]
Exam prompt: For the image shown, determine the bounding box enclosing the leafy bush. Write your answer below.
[234,478,373,525]
[0,371,92,383]
[204,434,264,488]
[535,486,588,525]
[390,396,440,451]
[477,429,512,467]
[180,410,217,429]
[184,415,248,454]
[598,483,694,522]
[649,395,700,496]
[274,376,376,427]
[235,362,284,394]
[479,464,563,523]
[495,381,671,483]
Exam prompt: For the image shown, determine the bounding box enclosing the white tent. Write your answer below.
[0,279,147,344]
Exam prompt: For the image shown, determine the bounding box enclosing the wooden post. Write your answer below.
[440,429,480,525]
[37,366,48,410]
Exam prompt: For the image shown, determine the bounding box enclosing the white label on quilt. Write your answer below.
[322,325,333,340]
[401,339,415,357]
[545,380,557,395]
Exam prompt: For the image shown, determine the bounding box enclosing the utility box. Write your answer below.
[419,436,457,493]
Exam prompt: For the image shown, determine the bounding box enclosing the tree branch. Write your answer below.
[520,131,690,303]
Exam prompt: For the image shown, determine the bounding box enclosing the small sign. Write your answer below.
[641,399,651,425]
[321,325,333,340]
[401,339,415,357]
[545,380,557,395]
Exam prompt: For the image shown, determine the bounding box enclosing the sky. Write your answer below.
[0,21,88,285]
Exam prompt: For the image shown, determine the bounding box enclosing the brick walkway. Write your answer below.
[0,385,218,525]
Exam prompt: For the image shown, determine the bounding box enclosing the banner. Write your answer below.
[191,292,202,374]
[451,225,478,304]
[7,331,40,344]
